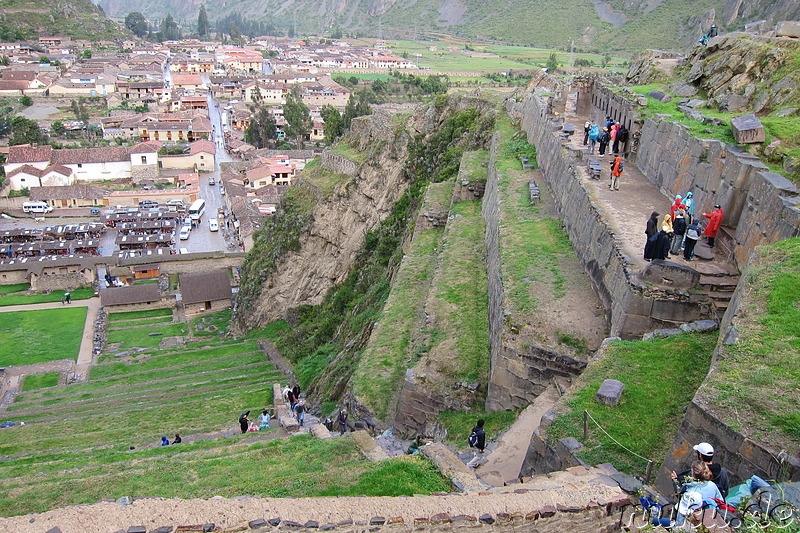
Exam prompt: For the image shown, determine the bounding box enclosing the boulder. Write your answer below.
[764,140,781,156]
[640,260,700,289]
[596,379,625,407]
[674,84,698,97]
[719,94,750,113]
[730,114,765,144]
[776,108,797,117]
[776,21,800,38]
[685,99,708,109]
[648,90,670,103]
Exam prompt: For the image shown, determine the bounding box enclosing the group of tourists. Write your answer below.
[160,433,181,446]
[644,193,724,262]
[283,384,307,426]
[584,118,630,191]
[238,408,272,434]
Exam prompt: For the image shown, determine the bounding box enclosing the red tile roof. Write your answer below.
[7,145,52,164]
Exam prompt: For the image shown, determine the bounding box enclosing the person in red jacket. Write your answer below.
[670,195,686,219]
[702,205,724,248]
[609,156,623,191]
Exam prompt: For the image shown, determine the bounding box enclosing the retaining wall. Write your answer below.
[320,151,359,176]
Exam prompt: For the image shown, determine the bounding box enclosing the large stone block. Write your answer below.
[639,261,700,289]
[776,21,800,38]
[730,114,765,144]
[596,379,625,406]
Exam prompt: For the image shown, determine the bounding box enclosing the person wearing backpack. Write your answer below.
[583,120,592,145]
[614,124,628,154]
[466,419,486,467]
[683,220,701,260]
[598,127,610,157]
[588,124,600,154]
[671,210,687,255]
[609,156,623,191]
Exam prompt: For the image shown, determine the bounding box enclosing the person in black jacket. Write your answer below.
[466,419,486,467]
[675,442,730,498]
[644,231,671,261]
[598,128,610,157]
[670,210,687,255]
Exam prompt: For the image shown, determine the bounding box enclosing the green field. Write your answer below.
[0,283,30,294]
[108,308,173,321]
[0,307,87,365]
[0,287,94,306]
[21,372,60,391]
[106,322,188,349]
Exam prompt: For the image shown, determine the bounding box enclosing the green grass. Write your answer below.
[330,141,367,164]
[457,150,489,183]
[108,308,173,321]
[547,333,716,476]
[106,322,188,349]
[21,372,59,391]
[0,307,87,365]
[296,157,352,197]
[0,287,94,306]
[0,283,29,294]
[132,279,159,285]
[438,409,518,447]
[701,238,800,445]
[191,309,231,336]
[245,319,291,340]
[107,316,174,328]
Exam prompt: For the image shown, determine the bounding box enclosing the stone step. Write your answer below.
[713,300,730,310]
[707,290,735,301]
[698,275,739,289]
[691,261,739,277]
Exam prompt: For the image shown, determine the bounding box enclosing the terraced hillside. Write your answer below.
[0,310,449,517]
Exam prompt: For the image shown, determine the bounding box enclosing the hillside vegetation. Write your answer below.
[100,0,800,52]
[0,0,125,41]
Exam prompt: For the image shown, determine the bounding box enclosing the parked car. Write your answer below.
[89,207,101,215]
[139,200,158,208]
[209,218,219,232]
[179,226,191,240]
[208,177,216,185]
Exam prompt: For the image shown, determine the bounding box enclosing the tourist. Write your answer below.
[609,156,623,191]
[292,384,300,401]
[407,435,424,455]
[466,419,486,467]
[337,409,349,435]
[583,120,592,145]
[683,220,701,261]
[598,127,610,157]
[172,433,182,444]
[295,399,306,427]
[258,409,271,430]
[662,214,674,244]
[670,195,686,220]
[286,388,296,412]
[645,212,660,240]
[644,230,671,261]
[671,210,687,255]
[702,205,724,248]
[609,122,618,153]
[675,442,730,498]
[160,436,169,446]
[671,461,722,527]
[239,411,250,434]
[683,191,695,224]
[612,123,626,154]
[588,123,600,154]
[64,292,71,304]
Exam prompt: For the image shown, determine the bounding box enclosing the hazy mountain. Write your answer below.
[95,0,800,51]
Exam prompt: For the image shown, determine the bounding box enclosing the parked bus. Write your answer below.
[22,201,53,214]
[188,199,206,221]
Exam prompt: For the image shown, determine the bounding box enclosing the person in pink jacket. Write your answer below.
[702,205,724,248]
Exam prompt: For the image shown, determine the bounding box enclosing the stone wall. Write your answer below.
[320,151,359,176]
[131,164,160,181]
[507,93,714,341]
[117,252,245,275]
[30,269,94,291]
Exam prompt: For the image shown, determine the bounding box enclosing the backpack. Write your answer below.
[468,430,479,448]
[617,127,629,143]
[686,226,700,240]
[610,160,623,172]
[588,125,600,141]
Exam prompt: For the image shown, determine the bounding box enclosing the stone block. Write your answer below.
[730,114,765,144]
[596,379,625,406]
[719,94,750,112]
[310,424,332,439]
[648,90,667,102]
[685,99,708,109]
[776,21,800,38]
[776,107,797,117]
[674,84,698,97]
[248,519,267,529]
[279,415,300,432]
[639,260,700,289]
[127,528,146,533]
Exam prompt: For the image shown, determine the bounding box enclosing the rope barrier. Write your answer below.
[583,409,651,464]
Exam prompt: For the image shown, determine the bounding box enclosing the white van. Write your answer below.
[179,226,191,240]
[209,218,219,231]
[22,201,53,214]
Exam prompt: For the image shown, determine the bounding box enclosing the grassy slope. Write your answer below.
[547,333,716,476]
[0,307,87,365]
[700,238,800,448]
[0,0,125,41]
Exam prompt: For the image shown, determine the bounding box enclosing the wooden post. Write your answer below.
[645,460,653,483]
[583,410,589,441]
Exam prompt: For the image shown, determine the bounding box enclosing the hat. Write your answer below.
[714,204,721,209]
[675,195,682,200]
[678,492,704,516]
[686,192,693,197]
[693,442,714,456]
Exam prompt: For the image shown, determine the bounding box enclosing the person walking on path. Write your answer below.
[337,409,349,435]
[588,123,599,154]
[295,399,306,427]
[64,292,71,304]
[671,210,687,255]
[703,205,724,248]
[609,156,623,191]
[583,120,592,145]
[683,192,695,224]
[683,220,701,260]
[466,419,486,467]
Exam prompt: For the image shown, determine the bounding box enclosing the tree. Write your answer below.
[0,55,9,66]
[197,5,210,38]
[9,116,47,146]
[160,13,181,41]
[81,49,92,59]
[546,53,559,72]
[125,12,148,38]
[251,83,263,104]
[19,95,32,107]
[283,85,311,148]
[229,23,242,45]
[39,55,50,64]
[51,120,65,136]
[601,52,612,69]
[244,106,277,149]
[320,105,341,145]
[341,90,372,131]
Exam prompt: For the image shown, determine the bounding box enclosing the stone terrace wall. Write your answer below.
[636,118,800,267]
[320,151,359,176]
[506,94,711,339]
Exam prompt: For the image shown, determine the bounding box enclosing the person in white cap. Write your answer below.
[692,442,729,497]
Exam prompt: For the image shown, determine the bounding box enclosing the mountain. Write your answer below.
[95,0,800,51]
[0,0,124,41]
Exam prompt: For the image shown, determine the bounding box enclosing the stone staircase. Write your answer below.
[688,240,740,319]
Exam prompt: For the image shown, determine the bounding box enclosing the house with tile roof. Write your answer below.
[159,139,216,171]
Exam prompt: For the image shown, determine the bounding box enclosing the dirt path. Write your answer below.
[477,385,560,486]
